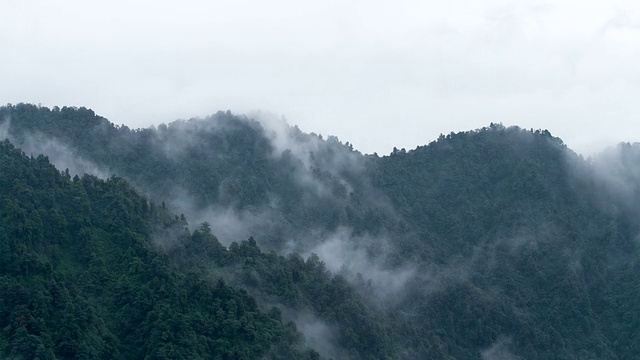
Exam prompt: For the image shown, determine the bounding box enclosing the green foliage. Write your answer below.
[0,140,318,359]
[2,105,640,359]
[0,103,394,252]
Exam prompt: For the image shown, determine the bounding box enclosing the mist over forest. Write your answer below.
[2,103,640,359]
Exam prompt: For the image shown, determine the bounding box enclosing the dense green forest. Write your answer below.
[0,139,327,359]
[1,103,640,359]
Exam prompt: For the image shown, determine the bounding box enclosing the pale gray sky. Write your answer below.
[2,0,640,154]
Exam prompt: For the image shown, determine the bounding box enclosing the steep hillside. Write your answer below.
[370,125,640,358]
[0,104,398,252]
[0,140,320,359]
[2,104,640,359]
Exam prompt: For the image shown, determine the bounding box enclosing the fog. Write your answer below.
[3,105,640,358]
[3,1,640,357]
[3,1,640,156]
[481,337,522,360]
[283,311,341,360]
[304,228,417,302]
[0,117,110,179]
[588,143,640,212]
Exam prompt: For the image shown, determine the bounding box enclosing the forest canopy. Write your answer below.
[1,103,640,359]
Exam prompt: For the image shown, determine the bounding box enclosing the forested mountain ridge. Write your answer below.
[0,139,325,359]
[2,103,640,359]
[0,104,398,252]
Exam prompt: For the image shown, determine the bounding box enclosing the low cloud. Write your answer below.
[0,118,110,178]
[481,336,521,360]
[252,110,363,196]
[159,186,286,246]
[588,143,640,211]
[304,227,416,302]
[286,310,341,360]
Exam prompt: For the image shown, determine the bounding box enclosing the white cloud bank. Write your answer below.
[2,0,640,154]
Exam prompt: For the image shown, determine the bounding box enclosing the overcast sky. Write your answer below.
[2,0,639,155]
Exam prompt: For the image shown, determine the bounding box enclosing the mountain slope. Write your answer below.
[2,104,640,359]
[0,104,398,252]
[0,139,320,359]
[370,125,640,358]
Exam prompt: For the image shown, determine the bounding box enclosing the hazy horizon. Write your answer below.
[2,0,640,155]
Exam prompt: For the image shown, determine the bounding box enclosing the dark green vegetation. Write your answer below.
[2,103,640,359]
[0,140,320,359]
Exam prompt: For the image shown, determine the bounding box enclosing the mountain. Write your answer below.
[1,103,640,359]
[0,105,397,252]
[0,140,321,359]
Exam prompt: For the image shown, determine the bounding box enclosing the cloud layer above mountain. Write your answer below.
[2,0,640,154]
